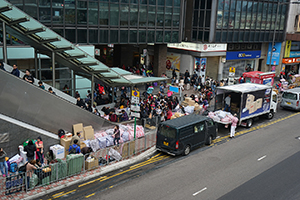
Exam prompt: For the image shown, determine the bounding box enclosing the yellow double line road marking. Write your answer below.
[52,189,76,199]
[78,176,107,187]
[85,193,95,198]
[212,112,300,145]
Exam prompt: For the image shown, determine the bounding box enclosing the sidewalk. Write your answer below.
[1,146,156,200]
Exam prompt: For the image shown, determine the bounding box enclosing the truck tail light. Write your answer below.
[297,101,299,107]
[175,141,179,149]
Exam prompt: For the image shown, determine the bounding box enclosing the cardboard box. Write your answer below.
[84,126,95,140]
[60,137,72,158]
[73,123,84,137]
[85,156,98,171]
[80,142,87,148]
[50,144,65,159]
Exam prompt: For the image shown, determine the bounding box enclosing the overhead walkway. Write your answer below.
[0,69,115,134]
[0,0,168,89]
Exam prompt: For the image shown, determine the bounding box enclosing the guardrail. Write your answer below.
[0,130,157,197]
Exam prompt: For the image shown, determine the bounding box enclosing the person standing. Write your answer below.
[68,140,81,154]
[23,69,34,84]
[24,140,36,162]
[0,148,8,177]
[70,132,81,146]
[230,114,238,138]
[11,64,20,77]
[113,125,120,146]
[224,94,231,112]
[35,137,44,164]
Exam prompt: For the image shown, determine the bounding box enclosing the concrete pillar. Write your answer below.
[91,73,94,107]
[153,44,167,77]
[2,22,7,63]
[34,50,38,79]
[52,51,55,87]
[72,70,76,97]
[113,44,122,67]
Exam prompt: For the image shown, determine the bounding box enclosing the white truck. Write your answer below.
[214,83,278,128]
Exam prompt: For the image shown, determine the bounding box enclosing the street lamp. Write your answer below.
[268,0,300,72]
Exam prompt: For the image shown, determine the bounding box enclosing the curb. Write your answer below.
[23,146,157,200]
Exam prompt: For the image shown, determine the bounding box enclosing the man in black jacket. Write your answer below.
[23,69,34,84]
[11,64,20,77]
[24,140,36,162]
[76,96,86,109]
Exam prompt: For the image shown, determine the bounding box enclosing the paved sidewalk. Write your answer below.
[1,146,156,200]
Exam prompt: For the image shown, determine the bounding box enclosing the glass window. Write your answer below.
[207,119,214,126]
[198,31,203,41]
[227,31,233,42]
[158,0,164,6]
[39,8,51,23]
[99,30,108,43]
[130,30,137,43]
[120,4,129,26]
[223,11,229,28]
[193,10,198,27]
[140,0,147,4]
[194,122,205,133]
[159,125,176,139]
[89,2,98,25]
[99,3,109,25]
[139,5,147,26]
[282,92,298,100]
[194,0,199,9]
[78,29,87,43]
[165,7,172,27]
[131,0,138,3]
[173,7,180,27]
[217,10,223,29]
[120,30,128,43]
[89,29,98,44]
[149,0,156,5]
[199,11,204,27]
[229,12,234,28]
[24,3,37,19]
[172,31,179,43]
[147,31,155,43]
[65,29,76,43]
[148,6,156,26]
[156,31,163,42]
[245,1,252,29]
[164,31,171,42]
[65,0,75,24]
[174,0,180,7]
[261,3,268,30]
[52,0,63,24]
[166,0,172,6]
[77,1,87,24]
[139,30,146,43]
[53,29,63,37]
[222,31,227,42]
[110,4,119,26]
[192,30,197,40]
[230,0,236,11]
[130,5,138,26]
[110,30,119,43]
[266,3,272,30]
[157,7,164,26]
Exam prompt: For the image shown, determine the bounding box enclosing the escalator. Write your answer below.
[0,69,115,135]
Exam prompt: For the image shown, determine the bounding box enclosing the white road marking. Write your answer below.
[193,187,207,196]
[257,155,267,161]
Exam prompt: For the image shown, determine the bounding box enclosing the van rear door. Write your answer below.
[156,125,177,151]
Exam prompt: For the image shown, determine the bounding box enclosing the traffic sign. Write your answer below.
[132,90,140,97]
[229,67,235,73]
[131,105,140,112]
[131,96,140,104]
[131,112,140,118]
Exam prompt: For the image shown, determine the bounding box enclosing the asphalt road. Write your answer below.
[38,107,300,200]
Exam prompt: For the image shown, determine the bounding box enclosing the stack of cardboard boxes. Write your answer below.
[294,75,300,86]
[60,123,95,158]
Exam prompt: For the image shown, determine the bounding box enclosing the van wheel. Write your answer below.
[183,145,191,156]
[206,135,213,145]
[247,119,253,128]
[266,111,274,119]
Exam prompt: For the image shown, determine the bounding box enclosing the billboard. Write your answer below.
[266,42,282,65]
[166,53,180,71]
[195,57,207,83]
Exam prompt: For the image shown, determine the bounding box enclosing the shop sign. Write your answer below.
[282,57,300,64]
[167,42,227,52]
[289,51,300,58]
[267,42,282,65]
[284,40,291,58]
[226,51,261,60]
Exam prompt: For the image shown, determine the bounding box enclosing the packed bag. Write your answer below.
[108,148,122,161]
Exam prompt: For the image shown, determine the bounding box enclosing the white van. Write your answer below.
[280,88,300,111]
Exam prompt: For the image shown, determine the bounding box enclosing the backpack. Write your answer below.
[58,129,65,138]
[69,145,78,154]
[18,162,28,172]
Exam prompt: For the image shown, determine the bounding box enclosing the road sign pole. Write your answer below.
[134,117,136,140]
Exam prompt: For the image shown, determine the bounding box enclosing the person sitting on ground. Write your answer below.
[76,96,86,109]
[23,69,34,84]
[48,87,56,95]
[109,111,118,122]
[38,81,45,90]
[11,64,20,77]
[81,147,93,155]
[24,140,37,162]
[45,149,56,164]
[71,132,81,146]
[120,110,129,121]
[69,139,81,154]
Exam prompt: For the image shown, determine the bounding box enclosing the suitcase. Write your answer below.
[9,162,18,173]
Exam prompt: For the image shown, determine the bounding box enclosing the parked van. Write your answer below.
[156,114,218,156]
[280,88,300,110]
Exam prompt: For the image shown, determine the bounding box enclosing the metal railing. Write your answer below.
[0,130,157,197]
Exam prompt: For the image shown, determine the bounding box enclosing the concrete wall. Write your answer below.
[179,54,194,75]
[286,1,300,33]
[206,57,219,80]
[0,118,59,158]
[153,44,167,77]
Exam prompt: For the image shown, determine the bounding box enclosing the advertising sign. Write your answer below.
[166,53,180,71]
[167,42,227,52]
[195,57,207,83]
[284,40,291,58]
[169,85,179,93]
[266,42,282,65]
[241,89,271,119]
[289,51,300,58]
[226,51,261,60]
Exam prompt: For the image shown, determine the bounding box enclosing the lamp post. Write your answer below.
[268,1,300,72]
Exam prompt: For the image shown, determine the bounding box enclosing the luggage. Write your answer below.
[50,159,67,182]
[106,135,114,147]
[90,139,100,152]
[97,137,107,149]
[29,174,39,188]
[58,129,65,138]
[9,162,18,173]
[98,157,107,166]
[109,148,122,161]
